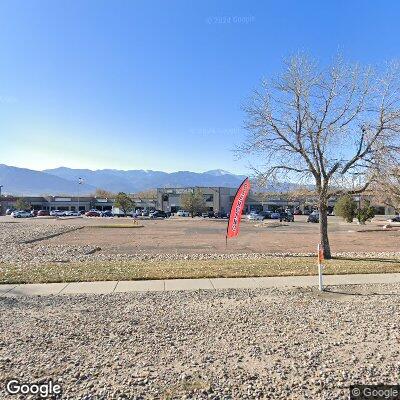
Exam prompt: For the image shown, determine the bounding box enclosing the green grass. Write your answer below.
[1,256,400,284]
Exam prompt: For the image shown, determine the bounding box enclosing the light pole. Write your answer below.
[77,177,83,215]
[0,185,3,197]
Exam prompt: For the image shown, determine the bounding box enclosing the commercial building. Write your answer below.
[157,187,239,214]
[0,189,395,215]
[156,187,395,215]
[156,187,321,214]
[0,195,156,215]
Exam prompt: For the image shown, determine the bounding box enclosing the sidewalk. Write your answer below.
[1,273,400,297]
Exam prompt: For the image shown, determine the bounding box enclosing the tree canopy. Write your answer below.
[181,189,206,217]
[114,192,135,215]
[242,54,400,258]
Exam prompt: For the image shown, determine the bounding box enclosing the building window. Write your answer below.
[162,194,169,201]
[204,194,213,202]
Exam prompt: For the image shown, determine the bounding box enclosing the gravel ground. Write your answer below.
[1,284,400,399]
[1,223,400,267]
[0,223,97,265]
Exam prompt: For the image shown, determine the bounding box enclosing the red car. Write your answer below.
[85,210,100,217]
[37,210,50,216]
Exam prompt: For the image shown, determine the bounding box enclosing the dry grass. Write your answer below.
[1,256,400,284]
[88,224,144,229]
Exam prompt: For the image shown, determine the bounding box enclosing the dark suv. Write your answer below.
[214,211,228,219]
[279,212,294,222]
[307,213,319,223]
[150,211,168,219]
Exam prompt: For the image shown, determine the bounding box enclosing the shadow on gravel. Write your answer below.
[322,287,400,297]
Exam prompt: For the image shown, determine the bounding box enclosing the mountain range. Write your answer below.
[0,164,301,196]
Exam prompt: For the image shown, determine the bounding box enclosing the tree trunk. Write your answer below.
[319,199,332,259]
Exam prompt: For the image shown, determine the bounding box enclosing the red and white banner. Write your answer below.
[226,177,250,239]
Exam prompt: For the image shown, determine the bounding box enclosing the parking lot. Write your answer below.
[1,213,400,255]
[1,214,399,284]
[2,214,398,254]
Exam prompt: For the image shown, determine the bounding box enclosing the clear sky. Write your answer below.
[1,0,400,174]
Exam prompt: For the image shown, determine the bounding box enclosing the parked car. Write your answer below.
[141,210,150,217]
[270,212,281,219]
[12,210,32,218]
[37,210,50,216]
[259,211,272,220]
[307,212,319,223]
[6,208,15,215]
[391,215,400,222]
[85,210,100,217]
[101,210,114,217]
[247,212,263,221]
[30,210,38,217]
[201,211,214,218]
[214,211,228,219]
[279,212,294,222]
[150,210,168,219]
[64,211,79,216]
[177,210,190,217]
[293,209,303,215]
[50,209,66,217]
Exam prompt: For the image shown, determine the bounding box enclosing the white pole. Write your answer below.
[318,243,323,291]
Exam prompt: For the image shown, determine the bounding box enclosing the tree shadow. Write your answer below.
[323,286,400,297]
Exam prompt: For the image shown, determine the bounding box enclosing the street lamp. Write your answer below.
[351,172,363,210]
[77,177,83,215]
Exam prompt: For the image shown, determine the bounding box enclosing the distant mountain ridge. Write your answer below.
[42,167,249,194]
[0,164,305,196]
[0,164,97,196]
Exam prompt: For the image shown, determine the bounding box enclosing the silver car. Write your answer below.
[11,210,32,218]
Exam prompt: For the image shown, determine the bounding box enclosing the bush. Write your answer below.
[356,201,375,224]
[334,195,357,223]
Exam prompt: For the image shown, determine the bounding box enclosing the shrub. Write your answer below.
[334,195,357,223]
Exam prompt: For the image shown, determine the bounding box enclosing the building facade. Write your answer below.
[157,187,240,213]
[0,190,396,215]
[156,187,396,215]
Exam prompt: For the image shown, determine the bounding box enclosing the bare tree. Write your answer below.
[242,55,400,258]
[371,163,400,213]
[93,188,115,198]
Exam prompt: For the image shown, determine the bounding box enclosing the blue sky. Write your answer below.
[1,0,400,174]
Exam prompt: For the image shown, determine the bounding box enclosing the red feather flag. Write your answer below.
[226,177,251,239]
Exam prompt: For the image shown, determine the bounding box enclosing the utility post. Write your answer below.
[77,177,83,214]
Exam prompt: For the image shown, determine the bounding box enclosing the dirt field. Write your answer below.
[1,215,400,284]
[4,214,397,255]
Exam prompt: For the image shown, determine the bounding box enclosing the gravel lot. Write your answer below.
[1,284,400,399]
[0,222,96,265]
[1,218,400,267]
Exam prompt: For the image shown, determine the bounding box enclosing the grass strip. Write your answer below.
[1,256,400,284]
